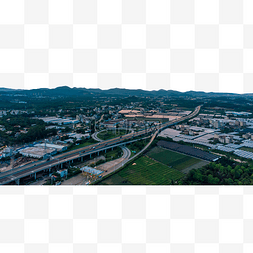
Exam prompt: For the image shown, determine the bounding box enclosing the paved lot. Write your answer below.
[61,146,131,185]
[61,173,90,185]
[96,146,131,177]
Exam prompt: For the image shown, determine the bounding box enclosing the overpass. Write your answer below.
[0,105,201,185]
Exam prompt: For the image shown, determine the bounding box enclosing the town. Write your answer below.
[1,86,253,185]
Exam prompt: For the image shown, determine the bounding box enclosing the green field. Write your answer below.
[104,147,122,161]
[240,147,253,153]
[146,146,201,171]
[97,129,128,140]
[68,139,98,151]
[98,156,184,185]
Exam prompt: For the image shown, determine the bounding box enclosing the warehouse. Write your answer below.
[19,147,56,159]
[36,117,79,125]
[34,143,67,152]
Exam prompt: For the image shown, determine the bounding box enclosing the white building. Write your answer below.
[34,143,67,152]
[67,133,90,140]
[36,117,79,125]
[19,147,56,159]
[57,169,68,178]
[1,147,12,158]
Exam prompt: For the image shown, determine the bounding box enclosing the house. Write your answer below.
[102,120,123,129]
[57,169,68,178]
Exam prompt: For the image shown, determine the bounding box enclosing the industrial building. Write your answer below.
[34,143,67,152]
[102,120,122,129]
[67,133,90,140]
[0,147,12,158]
[80,166,103,175]
[36,117,79,125]
[19,147,57,159]
[226,111,252,117]
[57,169,68,178]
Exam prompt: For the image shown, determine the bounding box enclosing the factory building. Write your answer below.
[34,143,67,152]
[19,147,57,159]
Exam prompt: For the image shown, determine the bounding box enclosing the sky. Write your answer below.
[0,0,252,94]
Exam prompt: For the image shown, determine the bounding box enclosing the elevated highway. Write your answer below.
[0,105,201,185]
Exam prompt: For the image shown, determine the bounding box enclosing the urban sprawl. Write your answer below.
[1,87,253,185]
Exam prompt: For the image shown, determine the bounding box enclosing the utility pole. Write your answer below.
[10,147,14,171]
[44,139,47,156]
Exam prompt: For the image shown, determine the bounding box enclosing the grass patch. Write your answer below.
[67,139,98,151]
[127,139,147,157]
[240,147,253,153]
[98,156,184,185]
[147,146,201,171]
[97,129,128,140]
[104,146,122,161]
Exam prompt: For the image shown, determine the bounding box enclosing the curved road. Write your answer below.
[92,129,132,164]
[92,128,134,142]
[96,145,132,178]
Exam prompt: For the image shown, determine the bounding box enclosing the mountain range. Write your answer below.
[0,86,249,98]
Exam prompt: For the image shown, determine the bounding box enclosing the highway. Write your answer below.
[0,105,201,185]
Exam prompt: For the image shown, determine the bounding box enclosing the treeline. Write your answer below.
[0,94,106,112]
[0,114,44,132]
[180,157,253,185]
[0,125,57,145]
[17,125,57,144]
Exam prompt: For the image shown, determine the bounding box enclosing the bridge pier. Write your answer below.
[81,157,83,162]
[34,173,36,180]
[90,154,92,158]
[61,163,63,169]
[97,152,99,156]
[15,179,20,185]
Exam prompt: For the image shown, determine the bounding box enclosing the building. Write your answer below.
[63,139,74,144]
[239,121,246,127]
[243,133,251,140]
[46,125,64,130]
[34,143,67,152]
[119,110,141,114]
[57,169,68,178]
[213,120,221,129]
[220,135,233,144]
[19,147,56,159]
[67,133,90,141]
[214,134,233,144]
[36,117,79,125]
[226,111,252,117]
[1,147,12,158]
[102,120,122,129]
